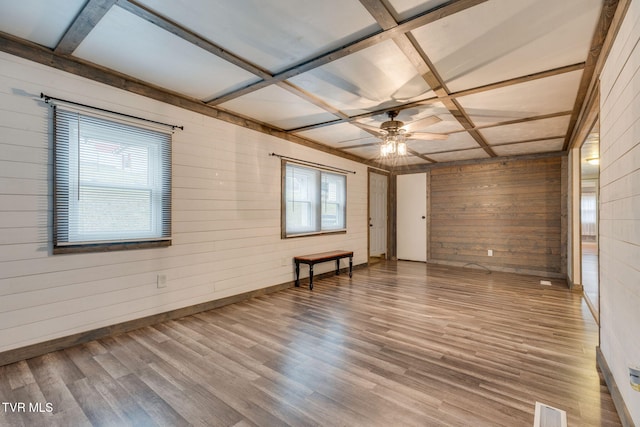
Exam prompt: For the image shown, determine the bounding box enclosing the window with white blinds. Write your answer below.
[283,162,346,237]
[53,106,171,252]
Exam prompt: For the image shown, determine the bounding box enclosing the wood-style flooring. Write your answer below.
[0,261,621,426]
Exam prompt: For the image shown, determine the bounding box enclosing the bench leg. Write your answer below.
[309,264,314,290]
[349,256,353,278]
[295,261,300,287]
[335,259,340,275]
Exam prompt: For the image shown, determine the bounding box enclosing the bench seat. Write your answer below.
[294,250,353,290]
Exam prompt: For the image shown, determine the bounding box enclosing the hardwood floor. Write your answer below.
[0,262,620,426]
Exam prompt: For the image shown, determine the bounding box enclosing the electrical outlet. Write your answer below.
[157,274,167,288]
[487,249,493,256]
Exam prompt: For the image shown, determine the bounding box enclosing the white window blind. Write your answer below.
[284,162,346,237]
[321,172,346,231]
[54,106,171,248]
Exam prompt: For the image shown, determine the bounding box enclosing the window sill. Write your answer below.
[282,230,347,239]
[53,239,171,255]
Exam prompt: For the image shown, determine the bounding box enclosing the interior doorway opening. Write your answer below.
[369,171,388,263]
[580,121,600,323]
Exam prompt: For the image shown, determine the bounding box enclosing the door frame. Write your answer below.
[578,116,601,326]
[568,83,601,343]
[367,168,391,261]
[395,171,427,262]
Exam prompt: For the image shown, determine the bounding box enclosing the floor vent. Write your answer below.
[533,402,567,427]
[540,280,552,286]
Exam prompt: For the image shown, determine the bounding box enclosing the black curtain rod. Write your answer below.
[269,153,356,174]
[41,93,184,131]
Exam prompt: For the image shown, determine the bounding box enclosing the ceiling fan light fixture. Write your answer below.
[373,110,444,159]
[380,132,406,158]
[397,141,407,155]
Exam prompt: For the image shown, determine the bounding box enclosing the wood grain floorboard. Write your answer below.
[0,261,621,426]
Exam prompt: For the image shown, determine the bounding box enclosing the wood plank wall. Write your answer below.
[599,0,640,421]
[428,157,563,276]
[0,51,368,355]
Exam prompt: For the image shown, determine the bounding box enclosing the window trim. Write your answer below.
[52,104,172,254]
[281,159,347,239]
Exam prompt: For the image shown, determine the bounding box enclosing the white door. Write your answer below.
[369,172,387,257]
[397,173,427,262]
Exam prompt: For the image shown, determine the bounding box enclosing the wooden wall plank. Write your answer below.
[428,157,563,275]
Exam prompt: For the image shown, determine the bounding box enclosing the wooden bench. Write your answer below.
[294,250,353,290]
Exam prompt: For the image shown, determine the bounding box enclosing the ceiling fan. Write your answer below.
[355,110,447,157]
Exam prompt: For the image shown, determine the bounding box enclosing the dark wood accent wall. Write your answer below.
[428,157,563,275]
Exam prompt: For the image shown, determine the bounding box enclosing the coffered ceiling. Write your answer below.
[0,0,614,170]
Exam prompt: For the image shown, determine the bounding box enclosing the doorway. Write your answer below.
[580,121,600,322]
[396,173,427,262]
[369,171,388,260]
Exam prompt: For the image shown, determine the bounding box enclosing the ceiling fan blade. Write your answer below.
[403,115,442,132]
[352,122,385,135]
[407,132,448,141]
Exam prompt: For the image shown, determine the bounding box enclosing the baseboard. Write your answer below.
[596,346,635,427]
[0,262,367,367]
[566,276,584,293]
[425,259,566,280]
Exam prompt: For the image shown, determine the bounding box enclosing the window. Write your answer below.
[53,106,171,253]
[581,191,597,237]
[283,162,346,237]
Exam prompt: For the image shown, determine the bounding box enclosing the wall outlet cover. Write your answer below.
[157,274,167,288]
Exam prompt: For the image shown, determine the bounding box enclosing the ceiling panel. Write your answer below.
[427,148,489,163]
[342,144,381,159]
[136,0,379,73]
[492,138,565,156]
[386,0,451,21]
[288,40,434,116]
[0,0,86,48]
[297,123,374,147]
[481,116,571,145]
[73,6,260,100]
[341,139,381,150]
[411,0,602,92]
[409,131,478,154]
[219,85,339,130]
[456,71,583,126]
